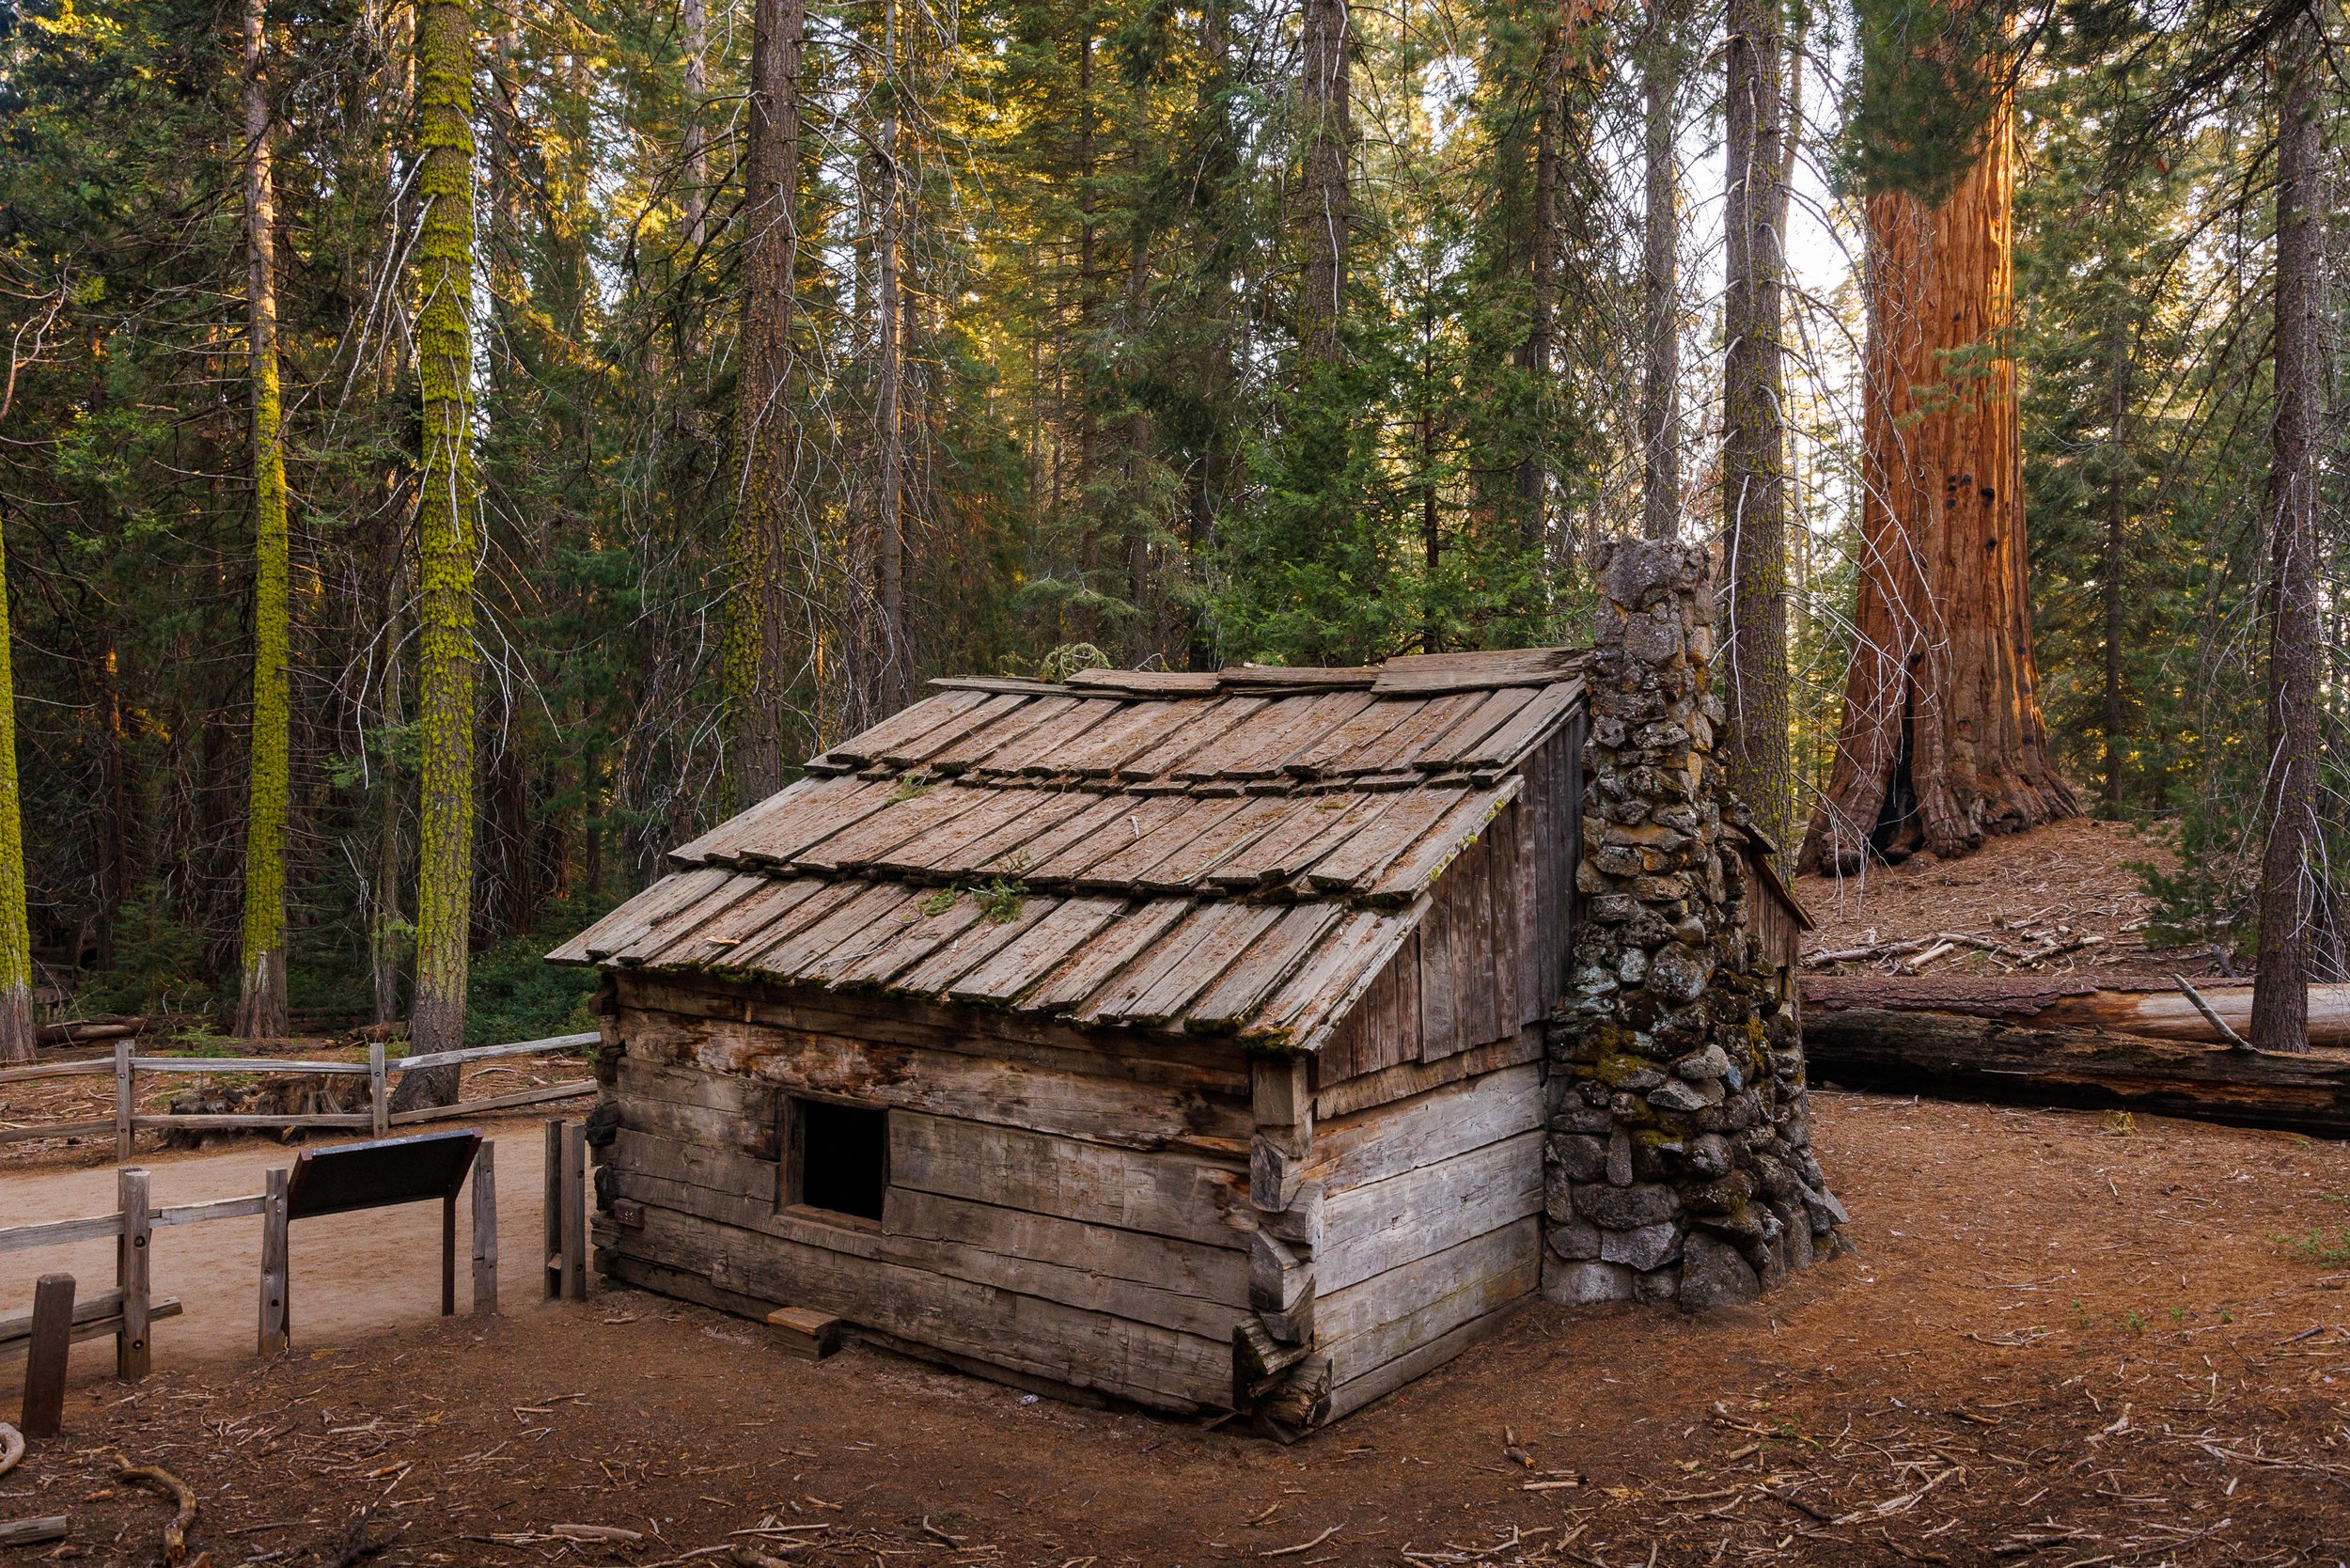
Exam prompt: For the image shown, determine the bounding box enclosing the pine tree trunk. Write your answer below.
[2100,317,2129,814]
[1298,0,1350,361]
[1797,94,2076,874]
[1719,0,1790,850]
[682,0,711,252]
[1514,21,1564,547]
[236,0,291,1042]
[400,0,478,1103]
[1637,0,1679,541]
[2250,16,2321,1055]
[873,0,910,720]
[725,0,808,807]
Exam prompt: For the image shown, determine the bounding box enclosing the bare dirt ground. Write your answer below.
[8,1091,2350,1567]
[1791,817,2220,984]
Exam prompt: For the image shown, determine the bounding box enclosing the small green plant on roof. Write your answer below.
[973,878,1026,924]
[916,886,961,917]
[887,775,932,803]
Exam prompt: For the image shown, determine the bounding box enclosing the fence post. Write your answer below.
[23,1274,74,1439]
[117,1167,151,1379]
[561,1120,588,1301]
[368,1041,388,1137]
[114,1040,133,1162]
[258,1167,290,1356]
[471,1140,499,1316]
[543,1121,564,1300]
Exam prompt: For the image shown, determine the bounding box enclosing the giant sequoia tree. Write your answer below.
[1800,17,2076,874]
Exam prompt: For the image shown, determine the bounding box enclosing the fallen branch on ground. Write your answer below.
[112,1452,198,1566]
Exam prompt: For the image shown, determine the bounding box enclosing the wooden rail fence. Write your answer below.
[0,1031,600,1155]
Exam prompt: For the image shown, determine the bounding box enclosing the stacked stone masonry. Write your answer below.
[1543,539,1846,1310]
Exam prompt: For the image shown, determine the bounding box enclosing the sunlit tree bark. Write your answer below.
[1799,93,2076,873]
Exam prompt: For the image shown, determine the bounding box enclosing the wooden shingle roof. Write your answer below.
[552,648,1584,1052]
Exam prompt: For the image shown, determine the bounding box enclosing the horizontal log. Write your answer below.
[133,1112,373,1131]
[1319,1129,1543,1292]
[388,1080,596,1124]
[391,1032,600,1073]
[131,1056,369,1075]
[0,1294,183,1359]
[0,1210,126,1255]
[1804,1005,2350,1137]
[0,1059,114,1086]
[154,1193,269,1228]
[0,1118,117,1146]
[1804,976,2350,1049]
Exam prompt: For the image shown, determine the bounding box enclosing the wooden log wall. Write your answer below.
[1312,1062,1543,1420]
[597,973,1257,1413]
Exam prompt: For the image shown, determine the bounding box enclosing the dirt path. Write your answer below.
[5,1092,2348,1566]
[0,1120,557,1381]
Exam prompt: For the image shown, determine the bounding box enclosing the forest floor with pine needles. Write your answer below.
[1792,816,2224,984]
[7,1090,2348,1566]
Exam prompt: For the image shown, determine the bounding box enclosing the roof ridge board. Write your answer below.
[1370,647,1582,696]
[1217,665,1377,689]
[928,676,1073,696]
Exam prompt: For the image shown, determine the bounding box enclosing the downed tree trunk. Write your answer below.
[1803,1002,2350,1137]
[1805,975,2350,1049]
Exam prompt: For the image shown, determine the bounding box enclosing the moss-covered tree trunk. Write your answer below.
[0,515,31,1064]
[2250,17,2321,1055]
[724,0,809,808]
[1797,94,2076,873]
[398,0,478,1105]
[235,0,291,1042]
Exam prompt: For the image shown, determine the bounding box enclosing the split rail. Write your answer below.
[0,1030,600,1157]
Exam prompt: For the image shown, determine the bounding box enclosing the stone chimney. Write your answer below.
[1544,539,1845,1309]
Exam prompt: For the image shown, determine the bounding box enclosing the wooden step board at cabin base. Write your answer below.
[0,1291,184,1360]
[765,1307,842,1361]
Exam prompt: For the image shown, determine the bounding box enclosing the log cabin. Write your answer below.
[551,644,1812,1432]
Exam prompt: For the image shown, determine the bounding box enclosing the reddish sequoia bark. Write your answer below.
[1798,97,2076,874]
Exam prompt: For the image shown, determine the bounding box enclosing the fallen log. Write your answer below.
[1802,1006,2350,1137]
[1804,975,2350,1049]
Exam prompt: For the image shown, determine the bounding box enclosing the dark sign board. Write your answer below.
[284,1130,482,1221]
